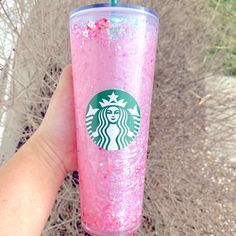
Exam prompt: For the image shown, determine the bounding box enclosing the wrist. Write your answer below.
[0,129,66,236]
[23,130,67,179]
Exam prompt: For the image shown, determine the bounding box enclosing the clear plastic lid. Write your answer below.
[69,3,159,20]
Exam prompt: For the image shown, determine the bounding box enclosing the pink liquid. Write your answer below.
[70,12,158,236]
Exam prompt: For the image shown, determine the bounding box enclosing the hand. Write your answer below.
[32,64,77,173]
[0,65,78,236]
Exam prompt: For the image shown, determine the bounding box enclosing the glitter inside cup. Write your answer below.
[70,4,159,236]
[71,16,147,41]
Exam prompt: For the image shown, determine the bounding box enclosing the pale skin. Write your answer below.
[0,65,77,236]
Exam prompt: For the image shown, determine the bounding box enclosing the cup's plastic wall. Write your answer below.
[70,4,159,236]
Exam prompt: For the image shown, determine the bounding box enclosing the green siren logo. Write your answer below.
[86,89,141,150]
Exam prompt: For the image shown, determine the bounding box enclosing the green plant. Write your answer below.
[207,0,236,75]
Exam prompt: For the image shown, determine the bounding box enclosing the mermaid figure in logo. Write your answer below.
[92,106,134,150]
[86,92,140,150]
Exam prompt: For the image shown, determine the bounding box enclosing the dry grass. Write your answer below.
[0,0,236,235]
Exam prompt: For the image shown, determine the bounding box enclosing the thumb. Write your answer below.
[37,65,77,172]
[42,64,75,131]
[51,65,74,102]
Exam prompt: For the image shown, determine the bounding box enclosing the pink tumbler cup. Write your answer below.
[70,3,159,235]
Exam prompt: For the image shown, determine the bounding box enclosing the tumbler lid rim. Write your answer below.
[69,3,159,20]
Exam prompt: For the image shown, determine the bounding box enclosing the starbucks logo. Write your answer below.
[86,89,141,151]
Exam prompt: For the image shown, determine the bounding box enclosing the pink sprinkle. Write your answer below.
[72,24,80,30]
[95,18,109,30]
[86,25,97,38]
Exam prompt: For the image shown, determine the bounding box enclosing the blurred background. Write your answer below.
[0,0,235,235]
